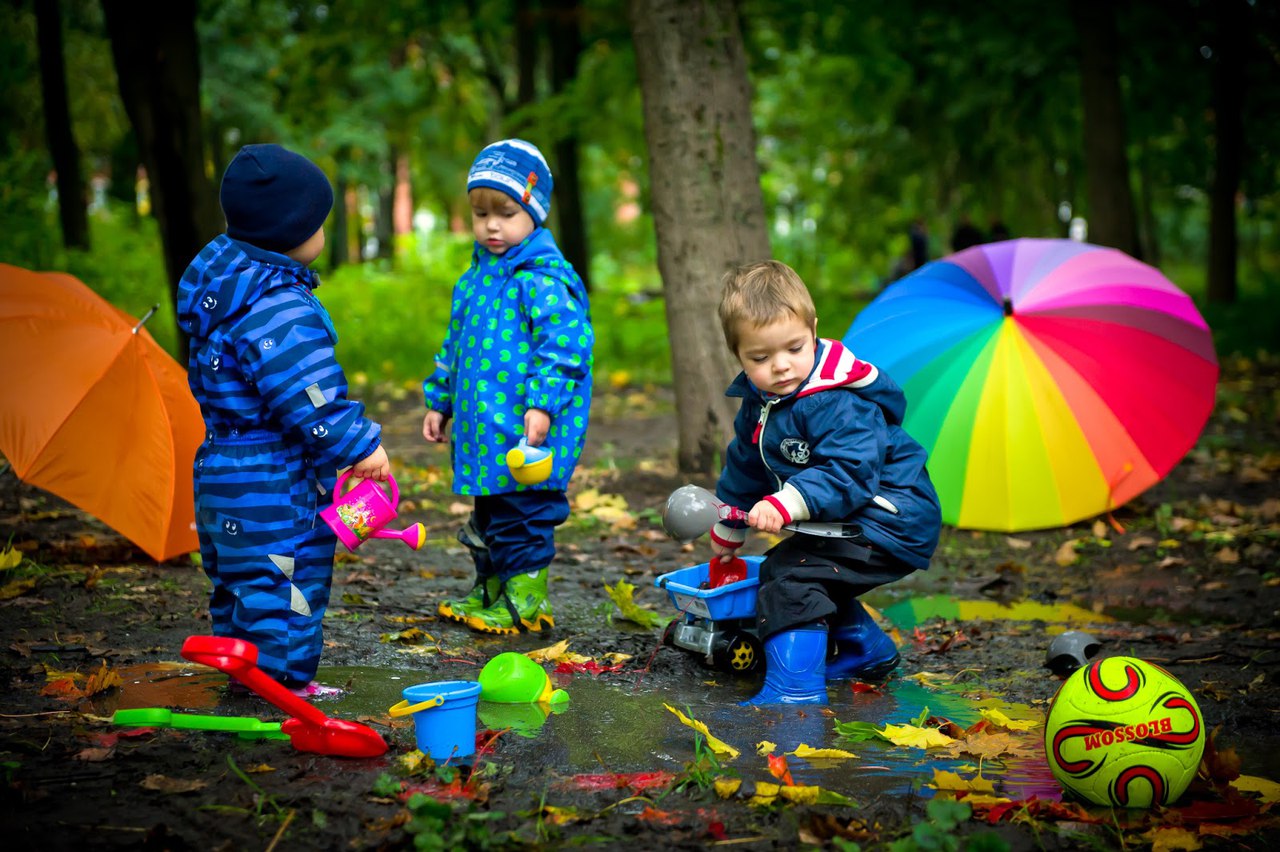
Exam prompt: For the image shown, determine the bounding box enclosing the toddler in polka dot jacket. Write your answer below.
[422,139,594,636]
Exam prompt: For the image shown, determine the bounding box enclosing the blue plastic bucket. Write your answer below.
[393,680,481,760]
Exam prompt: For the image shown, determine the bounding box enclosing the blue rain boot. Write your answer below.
[741,628,829,706]
[826,602,899,682]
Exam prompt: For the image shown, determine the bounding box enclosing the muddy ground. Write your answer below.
[1,356,1278,850]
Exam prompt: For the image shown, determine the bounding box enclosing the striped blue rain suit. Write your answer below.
[177,236,381,685]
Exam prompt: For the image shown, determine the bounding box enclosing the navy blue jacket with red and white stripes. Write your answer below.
[714,338,941,570]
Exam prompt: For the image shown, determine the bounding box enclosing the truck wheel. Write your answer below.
[662,620,677,647]
[712,631,762,674]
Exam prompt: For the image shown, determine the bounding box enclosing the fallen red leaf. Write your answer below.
[567,771,676,794]
[850,681,883,694]
[767,753,795,786]
[115,727,158,739]
[553,660,625,675]
[975,796,1101,825]
[39,678,84,701]
[636,806,680,825]
[1171,796,1262,823]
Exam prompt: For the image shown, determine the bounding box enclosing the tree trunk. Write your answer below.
[35,0,90,250]
[329,175,350,268]
[515,0,537,110]
[1207,0,1244,304]
[102,0,221,362]
[546,0,589,290]
[1071,0,1140,257]
[376,146,396,262]
[629,0,771,476]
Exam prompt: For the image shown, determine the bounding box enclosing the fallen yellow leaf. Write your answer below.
[930,768,995,794]
[756,741,777,755]
[1145,826,1202,852]
[714,777,742,798]
[1233,774,1280,803]
[0,546,23,570]
[880,723,955,749]
[978,708,1040,731]
[83,661,122,697]
[664,703,739,760]
[527,639,573,663]
[905,671,954,688]
[789,744,857,760]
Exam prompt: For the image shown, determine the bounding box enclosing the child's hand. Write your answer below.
[351,446,390,482]
[422,410,449,443]
[523,408,551,445]
[711,541,739,564]
[747,500,786,534]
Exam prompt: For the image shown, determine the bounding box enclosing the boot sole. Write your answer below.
[438,602,480,623]
[463,613,555,635]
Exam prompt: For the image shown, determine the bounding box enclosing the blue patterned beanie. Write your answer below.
[220,144,334,253]
[467,139,553,226]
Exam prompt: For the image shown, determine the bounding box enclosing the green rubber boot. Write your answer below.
[438,574,501,623]
[465,569,554,635]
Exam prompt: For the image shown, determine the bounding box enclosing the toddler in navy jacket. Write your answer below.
[711,260,941,705]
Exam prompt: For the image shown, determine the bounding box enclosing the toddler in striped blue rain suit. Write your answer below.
[177,144,390,696]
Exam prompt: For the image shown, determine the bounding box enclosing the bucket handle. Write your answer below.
[388,695,445,717]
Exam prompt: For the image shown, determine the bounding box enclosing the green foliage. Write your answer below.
[887,799,1009,852]
[402,794,516,852]
[673,732,734,794]
[4,0,1277,391]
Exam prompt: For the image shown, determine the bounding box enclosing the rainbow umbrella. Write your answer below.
[843,238,1218,531]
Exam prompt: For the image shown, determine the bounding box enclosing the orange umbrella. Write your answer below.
[0,264,202,561]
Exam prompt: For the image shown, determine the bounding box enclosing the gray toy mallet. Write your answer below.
[662,484,747,542]
[662,483,875,542]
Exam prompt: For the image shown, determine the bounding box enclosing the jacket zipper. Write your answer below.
[754,399,784,490]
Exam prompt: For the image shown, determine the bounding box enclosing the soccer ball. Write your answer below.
[1044,656,1205,808]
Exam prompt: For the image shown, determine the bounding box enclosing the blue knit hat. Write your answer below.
[467,139,553,226]
[220,144,334,253]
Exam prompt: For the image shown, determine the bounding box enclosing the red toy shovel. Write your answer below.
[180,635,387,758]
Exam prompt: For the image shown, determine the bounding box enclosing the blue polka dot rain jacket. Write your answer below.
[423,228,593,495]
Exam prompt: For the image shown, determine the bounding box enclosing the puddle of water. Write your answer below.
[881,595,1112,631]
[95,656,1278,805]
[93,659,1059,801]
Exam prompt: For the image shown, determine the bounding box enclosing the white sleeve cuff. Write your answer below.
[771,482,811,523]
[710,523,747,548]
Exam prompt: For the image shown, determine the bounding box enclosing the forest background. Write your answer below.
[2,0,1278,472]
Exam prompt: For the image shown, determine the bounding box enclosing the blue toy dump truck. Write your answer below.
[655,556,765,675]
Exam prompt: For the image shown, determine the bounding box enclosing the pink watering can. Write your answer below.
[320,471,427,552]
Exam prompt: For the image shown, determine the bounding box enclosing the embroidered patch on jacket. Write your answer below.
[780,438,811,464]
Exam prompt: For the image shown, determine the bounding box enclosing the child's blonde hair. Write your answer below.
[718,260,817,354]
[468,186,520,210]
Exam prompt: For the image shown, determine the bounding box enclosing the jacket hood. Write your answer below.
[178,235,319,339]
[728,338,907,426]
[801,339,906,426]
